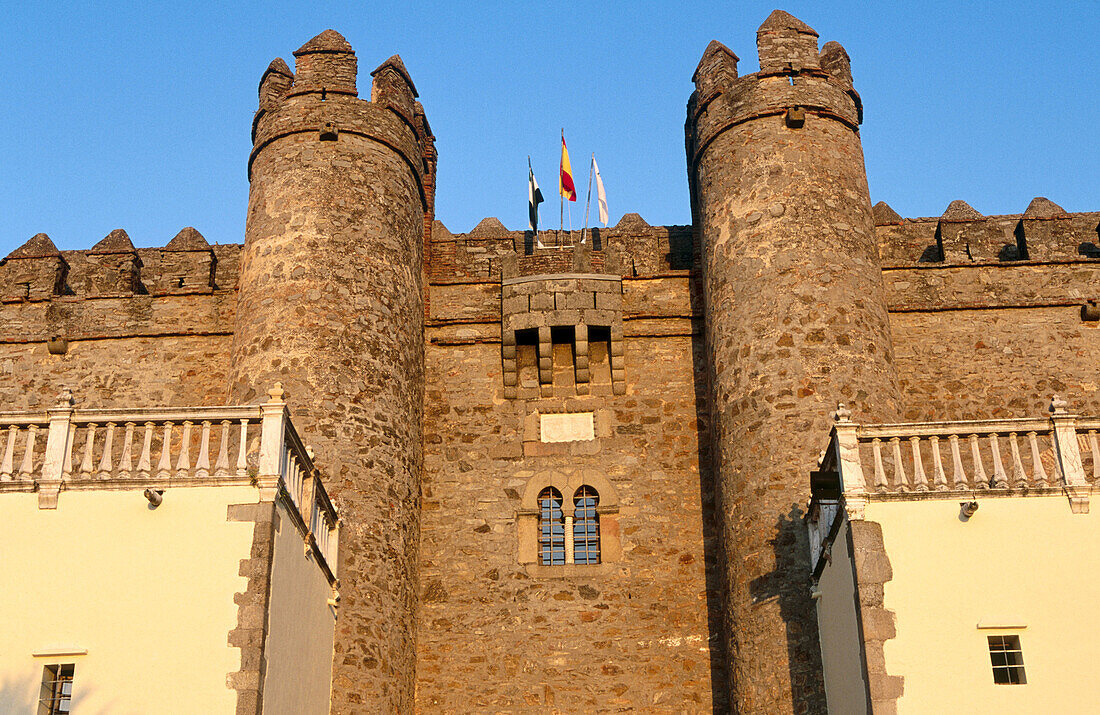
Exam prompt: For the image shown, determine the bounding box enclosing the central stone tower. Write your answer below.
[229,30,435,713]
[686,11,901,712]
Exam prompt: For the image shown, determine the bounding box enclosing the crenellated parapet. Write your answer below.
[874,199,1100,266]
[686,10,863,175]
[1,228,233,304]
[0,233,68,302]
[249,31,436,207]
[428,214,694,283]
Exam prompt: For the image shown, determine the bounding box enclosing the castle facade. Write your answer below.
[1,9,1098,714]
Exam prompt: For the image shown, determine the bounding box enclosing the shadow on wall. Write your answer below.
[687,263,730,714]
[749,506,826,715]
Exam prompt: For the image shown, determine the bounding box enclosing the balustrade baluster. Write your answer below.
[19,425,38,478]
[78,423,97,477]
[930,436,948,490]
[119,423,134,477]
[97,423,115,478]
[1027,431,1048,486]
[989,433,1009,488]
[137,422,154,475]
[195,421,211,478]
[175,421,192,476]
[1089,430,1099,483]
[62,423,76,479]
[236,420,249,477]
[969,434,988,488]
[890,437,908,491]
[871,439,888,490]
[215,421,231,476]
[156,422,173,477]
[1008,432,1027,487]
[949,434,967,488]
[910,436,928,491]
[1,425,16,479]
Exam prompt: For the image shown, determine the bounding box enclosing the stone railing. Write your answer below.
[808,397,1097,576]
[0,383,338,580]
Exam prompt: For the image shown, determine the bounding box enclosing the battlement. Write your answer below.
[249,31,435,207]
[687,11,864,172]
[0,228,239,303]
[874,199,1100,266]
[428,213,694,283]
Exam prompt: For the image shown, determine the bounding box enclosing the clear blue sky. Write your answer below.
[2,1,1097,254]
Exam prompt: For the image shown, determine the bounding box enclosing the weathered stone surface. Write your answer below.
[230,31,434,714]
[687,12,900,712]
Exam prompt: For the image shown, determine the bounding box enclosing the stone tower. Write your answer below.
[686,11,901,712]
[229,30,435,713]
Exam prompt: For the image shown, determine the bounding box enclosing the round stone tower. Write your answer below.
[686,11,900,713]
[230,30,435,713]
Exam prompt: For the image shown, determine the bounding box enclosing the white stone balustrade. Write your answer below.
[0,384,339,580]
[809,397,1098,576]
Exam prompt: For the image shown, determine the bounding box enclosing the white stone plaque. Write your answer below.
[540,412,595,443]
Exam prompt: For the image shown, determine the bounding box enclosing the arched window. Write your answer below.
[573,485,600,564]
[538,487,565,565]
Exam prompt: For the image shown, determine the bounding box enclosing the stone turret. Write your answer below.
[686,10,901,713]
[230,29,434,713]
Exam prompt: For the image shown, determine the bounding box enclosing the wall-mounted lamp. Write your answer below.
[144,489,164,508]
[960,501,979,519]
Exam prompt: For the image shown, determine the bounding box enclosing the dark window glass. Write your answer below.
[988,635,1026,685]
[538,487,565,565]
[573,485,600,565]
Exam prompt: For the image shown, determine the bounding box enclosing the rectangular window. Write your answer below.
[38,663,74,714]
[988,635,1026,685]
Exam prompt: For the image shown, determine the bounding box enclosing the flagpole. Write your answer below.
[582,152,594,245]
[559,128,564,246]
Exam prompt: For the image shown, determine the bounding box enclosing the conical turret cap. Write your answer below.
[295,29,353,55]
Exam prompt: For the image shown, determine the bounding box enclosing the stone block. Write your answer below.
[595,292,622,311]
[530,292,554,311]
[502,294,529,314]
[556,291,593,311]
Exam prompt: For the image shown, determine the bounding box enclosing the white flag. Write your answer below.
[593,156,609,226]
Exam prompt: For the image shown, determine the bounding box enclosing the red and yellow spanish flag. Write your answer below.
[559,134,577,202]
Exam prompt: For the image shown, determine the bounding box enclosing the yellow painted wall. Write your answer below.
[815,519,869,715]
[0,487,256,714]
[261,499,336,714]
[866,495,1100,713]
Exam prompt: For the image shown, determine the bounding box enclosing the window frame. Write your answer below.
[38,663,75,715]
[987,634,1027,685]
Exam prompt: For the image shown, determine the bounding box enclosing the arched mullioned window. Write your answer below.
[538,487,566,565]
[573,485,600,564]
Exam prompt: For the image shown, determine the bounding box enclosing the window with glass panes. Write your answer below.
[38,663,74,715]
[573,485,600,564]
[988,635,1026,685]
[538,487,565,565]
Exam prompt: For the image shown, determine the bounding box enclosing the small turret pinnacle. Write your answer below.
[756,9,821,72]
[295,29,353,56]
[6,233,61,259]
[872,202,902,226]
[371,55,418,98]
[165,227,210,251]
[758,9,818,36]
[940,200,983,222]
[1023,197,1067,218]
[91,229,136,253]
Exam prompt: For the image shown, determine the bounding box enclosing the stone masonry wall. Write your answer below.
[686,12,901,712]
[230,32,432,713]
[416,331,723,712]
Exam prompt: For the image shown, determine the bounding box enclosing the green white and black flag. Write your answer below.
[528,157,545,233]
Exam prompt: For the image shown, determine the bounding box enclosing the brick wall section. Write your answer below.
[686,13,901,712]
[416,334,724,712]
[228,32,432,713]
